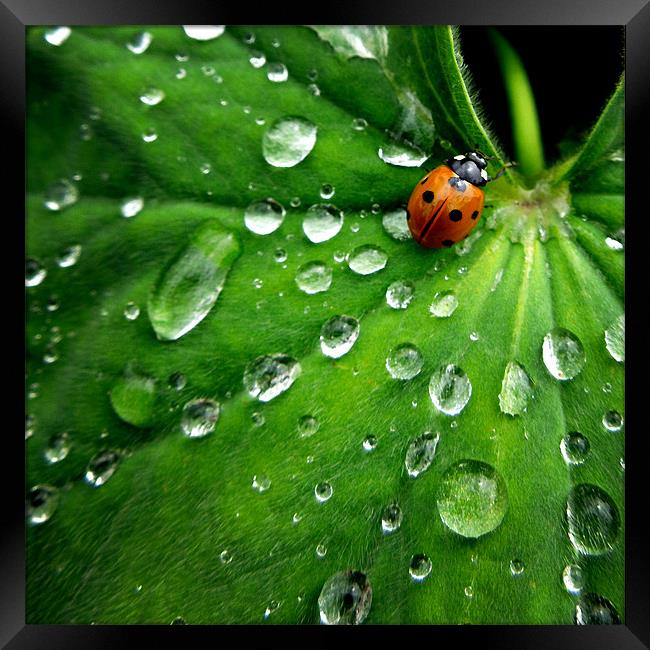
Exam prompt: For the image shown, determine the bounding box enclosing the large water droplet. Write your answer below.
[44,178,79,211]
[44,432,71,464]
[602,410,623,432]
[381,503,403,534]
[378,142,428,167]
[320,315,360,358]
[314,481,333,503]
[386,343,423,380]
[604,315,624,362]
[382,208,411,241]
[566,484,620,556]
[385,280,414,309]
[147,221,241,341]
[498,361,533,416]
[182,25,225,40]
[318,571,372,625]
[429,291,458,317]
[244,198,286,235]
[85,450,120,487]
[181,398,220,438]
[295,261,332,294]
[27,485,59,524]
[429,365,472,415]
[347,245,387,275]
[303,204,344,243]
[26,259,47,287]
[44,27,71,46]
[575,593,621,625]
[560,432,590,465]
[437,460,508,538]
[562,564,585,595]
[409,554,432,581]
[127,31,153,54]
[405,431,440,478]
[262,117,317,168]
[244,354,301,402]
[542,328,586,380]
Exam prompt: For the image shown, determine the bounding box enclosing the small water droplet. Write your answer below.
[429,291,458,317]
[44,27,71,46]
[274,248,288,263]
[168,371,186,391]
[85,450,120,487]
[252,278,263,289]
[142,127,158,142]
[252,475,271,493]
[381,503,403,534]
[437,460,508,538]
[566,483,620,556]
[263,600,281,619]
[575,593,621,625]
[409,554,432,582]
[386,343,423,380]
[26,259,47,287]
[316,542,328,558]
[295,261,333,294]
[120,197,144,218]
[298,414,320,438]
[385,280,415,309]
[44,432,71,464]
[292,512,303,524]
[181,398,220,438]
[220,549,233,564]
[290,197,301,208]
[320,315,360,358]
[251,411,265,427]
[43,345,59,364]
[542,328,586,381]
[347,245,387,275]
[176,68,187,79]
[263,117,317,167]
[602,410,623,432]
[27,485,59,524]
[139,88,165,106]
[405,431,440,478]
[604,315,624,363]
[429,365,471,415]
[123,302,140,321]
[244,354,301,402]
[308,83,321,96]
[352,117,368,131]
[127,31,153,54]
[303,204,344,243]
[464,586,474,599]
[560,432,590,465]
[562,564,584,595]
[509,559,525,576]
[498,361,533,416]
[182,25,225,40]
[314,481,333,503]
[44,178,78,211]
[491,269,504,292]
[362,435,377,452]
[267,62,288,82]
[56,244,82,268]
[318,571,372,625]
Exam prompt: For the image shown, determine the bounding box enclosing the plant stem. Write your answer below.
[489,29,545,181]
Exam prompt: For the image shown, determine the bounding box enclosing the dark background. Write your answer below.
[460,26,625,165]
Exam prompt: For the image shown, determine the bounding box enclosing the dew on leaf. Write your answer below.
[110,371,157,428]
[320,183,335,199]
[267,62,288,82]
[386,343,423,380]
[56,244,82,268]
[168,371,186,391]
[263,600,281,619]
[510,559,525,576]
[320,315,360,358]
[170,617,186,625]
[180,398,220,438]
[123,302,140,321]
[27,485,59,524]
[127,31,152,54]
[44,432,71,464]
[602,410,623,432]
[244,198,286,235]
[85,450,120,487]
[409,554,432,582]
[405,431,440,478]
[542,328,586,380]
[378,142,428,167]
[295,261,333,294]
[44,27,71,46]
[318,571,372,625]
[560,432,590,465]
[347,245,388,275]
[303,204,343,243]
[385,280,415,309]
[252,475,271,493]
[352,117,368,131]
[316,542,328,558]
[314,481,333,503]
[26,259,47,287]
[249,51,266,68]
[298,415,320,438]
[429,291,458,317]
[362,435,377,452]
[604,315,624,363]
[498,361,533,416]
[139,88,165,106]
[562,564,584,595]
[142,128,158,142]
[429,364,472,415]
[263,117,317,167]
[44,178,78,211]
[220,550,233,565]
[381,503,403,534]
[575,593,621,625]
[382,208,411,241]
[182,25,225,40]
[244,354,301,402]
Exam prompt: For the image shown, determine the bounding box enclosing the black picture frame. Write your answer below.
[6,0,648,646]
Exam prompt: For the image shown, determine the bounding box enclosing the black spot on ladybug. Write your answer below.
[420,176,429,185]
[442,240,454,247]
[406,209,411,222]
[471,211,479,220]
[449,209,462,222]
[448,177,467,192]
[422,191,434,203]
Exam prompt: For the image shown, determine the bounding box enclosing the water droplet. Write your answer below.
[45,296,60,312]
[292,512,303,524]
[314,481,333,503]
[44,178,78,211]
[295,261,333,294]
[79,123,93,141]
[26,259,47,287]
[267,62,288,82]
[56,244,81,268]
[252,475,271,493]
[575,593,621,625]
[123,302,140,321]
[303,204,344,243]
[148,221,241,341]
[263,117,317,167]
[247,50,267,68]
[263,600,281,619]
[243,198,286,235]
[272,248,288,264]
[43,345,59,364]
[464,586,474,598]
[542,328,586,381]
[170,617,186,625]
[44,26,71,46]
[381,503,403,534]
[201,64,215,77]
[317,183,335,200]
[409,554,432,582]
[181,398,220,438]
[405,431,440,478]
[437,460,508,538]
[127,31,152,54]
[562,564,584,595]
[27,485,59,524]
[378,142,428,167]
[352,117,368,131]
[175,67,187,79]
[85,450,120,487]
[298,415,320,438]
[320,315,360,358]
[429,291,458,317]
[44,432,71,464]
[308,83,321,96]
[182,25,225,40]
[168,371,186,391]
[318,571,372,625]
[220,549,232,564]
[604,315,624,363]
[491,268,504,291]
[469,331,479,342]
[142,127,158,142]
[560,432,590,465]
[251,411,265,427]
[347,245,388,275]
[139,88,165,106]
[252,278,263,289]
[289,197,301,209]
[602,410,623,432]
[381,208,411,241]
[386,343,423,380]
[510,559,525,576]
[429,365,472,416]
[244,354,301,402]
[385,280,415,309]
[605,236,623,251]
[566,483,620,556]
[362,435,377,452]
[316,542,328,558]
[498,361,533,416]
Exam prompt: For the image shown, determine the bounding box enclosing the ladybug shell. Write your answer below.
[407,165,485,248]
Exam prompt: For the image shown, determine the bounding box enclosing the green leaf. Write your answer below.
[26,26,624,625]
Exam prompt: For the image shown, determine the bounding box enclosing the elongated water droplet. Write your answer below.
[44,27,71,46]
[429,365,471,415]
[127,31,153,54]
[44,178,78,211]
[560,432,590,465]
[85,450,120,487]
[381,503,403,533]
[263,117,317,168]
[378,142,428,167]
[303,204,343,243]
[437,460,508,538]
[295,261,332,294]
[181,398,220,438]
[409,554,432,581]
[244,198,286,235]
[347,245,387,275]
[602,410,623,432]
[318,571,372,625]
[575,593,621,625]
[44,432,71,464]
[385,280,414,309]
[298,415,320,438]
[183,25,225,40]
[244,354,301,402]
[382,208,411,241]
[110,371,157,428]
[498,361,533,416]
[148,221,241,341]
[604,315,624,362]
[386,343,423,380]
[320,315,360,358]
[405,431,440,478]
[542,328,586,380]
[26,259,47,287]
[567,484,620,556]
[27,485,59,524]
[315,481,333,503]
[562,564,584,595]
[429,291,458,317]
[140,88,165,106]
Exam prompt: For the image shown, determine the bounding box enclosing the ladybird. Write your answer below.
[406,151,513,248]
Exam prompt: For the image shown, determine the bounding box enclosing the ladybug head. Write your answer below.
[446,151,490,187]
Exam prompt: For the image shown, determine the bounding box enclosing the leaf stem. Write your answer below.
[489,29,545,181]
